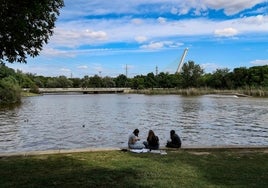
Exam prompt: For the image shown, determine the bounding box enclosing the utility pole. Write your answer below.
[125,64,128,78]
[155,66,158,76]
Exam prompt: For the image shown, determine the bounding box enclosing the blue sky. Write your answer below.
[8,0,268,78]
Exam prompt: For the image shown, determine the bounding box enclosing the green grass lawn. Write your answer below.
[0,149,267,188]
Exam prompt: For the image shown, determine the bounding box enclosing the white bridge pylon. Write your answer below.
[176,48,188,73]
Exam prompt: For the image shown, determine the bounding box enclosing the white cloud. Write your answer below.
[157,17,167,24]
[141,42,164,50]
[203,0,265,15]
[50,28,107,48]
[239,15,267,25]
[85,29,107,40]
[77,65,88,69]
[131,18,143,25]
[170,7,179,15]
[60,68,71,72]
[135,36,148,43]
[140,41,183,50]
[41,48,76,57]
[214,27,238,37]
[250,59,268,65]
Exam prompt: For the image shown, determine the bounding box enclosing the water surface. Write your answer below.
[0,94,267,153]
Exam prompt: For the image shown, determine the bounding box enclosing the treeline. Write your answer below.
[1,61,268,104]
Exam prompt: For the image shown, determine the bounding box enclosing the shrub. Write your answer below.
[0,76,21,105]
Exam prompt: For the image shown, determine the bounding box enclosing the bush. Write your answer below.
[0,76,21,105]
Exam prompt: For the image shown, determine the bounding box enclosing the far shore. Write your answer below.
[128,88,268,97]
[22,87,268,97]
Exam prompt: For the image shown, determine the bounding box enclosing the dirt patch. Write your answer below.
[188,151,210,155]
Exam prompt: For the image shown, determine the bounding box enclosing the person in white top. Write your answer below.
[128,129,145,149]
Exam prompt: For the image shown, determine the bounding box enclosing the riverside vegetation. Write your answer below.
[0,149,267,188]
[1,62,268,105]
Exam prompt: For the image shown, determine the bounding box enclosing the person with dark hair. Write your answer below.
[143,130,159,150]
[128,129,145,149]
[166,130,181,148]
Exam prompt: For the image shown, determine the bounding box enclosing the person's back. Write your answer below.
[144,130,159,150]
[148,135,159,148]
[166,130,181,148]
[171,133,181,147]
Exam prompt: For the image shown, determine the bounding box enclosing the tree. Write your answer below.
[210,68,231,89]
[180,61,204,88]
[57,75,73,88]
[0,0,64,63]
[89,75,102,88]
[0,76,21,104]
[145,72,156,89]
[131,75,145,89]
[114,74,128,87]
[248,65,268,87]
[233,67,248,88]
[15,70,35,88]
[0,62,16,78]
[69,78,82,88]
[102,76,115,88]
[157,72,171,88]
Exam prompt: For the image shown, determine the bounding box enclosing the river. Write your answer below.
[0,94,267,153]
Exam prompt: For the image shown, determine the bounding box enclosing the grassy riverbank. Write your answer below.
[129,88,268,97]
[0,149,267,188]
[21,91,40,97]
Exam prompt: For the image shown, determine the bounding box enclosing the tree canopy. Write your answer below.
[0,0,64,63]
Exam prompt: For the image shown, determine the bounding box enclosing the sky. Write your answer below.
[8,0,268,78]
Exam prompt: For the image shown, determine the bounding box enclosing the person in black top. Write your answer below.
[166,130,181,148]
[143,130,159,150]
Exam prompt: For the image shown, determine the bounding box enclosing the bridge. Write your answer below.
[37,88,132,94]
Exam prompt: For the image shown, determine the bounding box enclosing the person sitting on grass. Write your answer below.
[166,130,181,148]
[143,130,159,150]
[128,129,145,149]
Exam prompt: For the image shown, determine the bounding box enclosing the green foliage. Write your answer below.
[0,76,21,104]
[102,76,116,88]
[69,78,82,88]
[131,75,145,89]
[180,61,204,88]
[208,68,231,89]
[45,76,72,88]
[0,62,16,78]
[0,0,64,63]
[15,70,35,88]
[89,75,102,87]
[114,74,128,87]
[145,72,156,89]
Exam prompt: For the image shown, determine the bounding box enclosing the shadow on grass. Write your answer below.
[0,155,141,188]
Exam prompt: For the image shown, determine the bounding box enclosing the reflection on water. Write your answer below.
[0,94,268,153]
